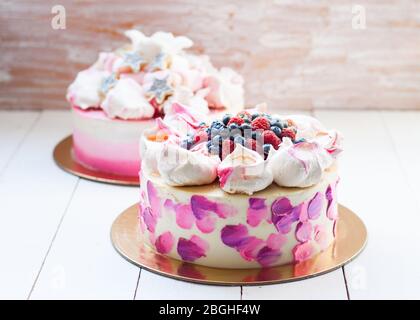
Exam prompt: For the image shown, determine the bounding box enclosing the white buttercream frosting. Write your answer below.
[217,144,273,195]
[67,29,244,120]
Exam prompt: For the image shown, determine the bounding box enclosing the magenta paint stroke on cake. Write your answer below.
[190,195,237,233]
[155,231,174,254]
[293,241,314,262]
[221,224,285,267]
[140,181,161,233]
[247,198,269,227]
[271,197,302,234]
[307,192,323,220]
[177,235,209,262]
[164,199,195,229]
[326,180,339,220]
[217,167,234,188]
[295,221,313,243]
[314,224,329,250]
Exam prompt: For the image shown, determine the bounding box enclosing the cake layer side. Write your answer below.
[138,168,339,269]
[72,107,154,176]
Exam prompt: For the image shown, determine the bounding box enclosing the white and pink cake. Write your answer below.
[138,108,343,269]
[67,29,244,177]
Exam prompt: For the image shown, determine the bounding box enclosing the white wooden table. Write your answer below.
[1,110,420,300]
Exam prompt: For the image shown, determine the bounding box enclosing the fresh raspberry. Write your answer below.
[237,110,252,120]
[221,139,235,159]
[280,127,296,141]
[245,138,262,152]
[251,116,271,131]
[227,116,245,126]
[263,130,281,149]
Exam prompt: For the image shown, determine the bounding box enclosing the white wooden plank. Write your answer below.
[315,111,420,299]
[381,111,420,201]
[30,180,140,300]
[135,270,241,300]
[242,269,347,300]
[0,110,78,299]
[0,111,40,174]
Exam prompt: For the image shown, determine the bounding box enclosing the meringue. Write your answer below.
[270,138,332,188]
[204,67,244,114]
[67,29,244,121]
[217,144,273,195]
[66,69,108,109]
[101,78,155,119]
[285,115,326,140]
[157,142,220,186]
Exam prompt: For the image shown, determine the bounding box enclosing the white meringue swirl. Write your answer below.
[101,78,155,120]
[217,144,273,195]
[269,138,332,188]
[157,142,220,186]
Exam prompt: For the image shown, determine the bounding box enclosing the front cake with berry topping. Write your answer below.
[67,29,244,177]
[138,107,343,268]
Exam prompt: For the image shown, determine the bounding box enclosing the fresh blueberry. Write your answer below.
[222,114,232,125]
[209,145,220,155]
[263,144,271,154]
[219,128,230,138]
[252,130,262,139]
[229,128,242,139]
[241,123,252,131]
[229,123,239,130]
[251,113,260,120]
[234,136,245,146]
[271,126,282,138]
[212,134,222,146]
[281,120,288,128]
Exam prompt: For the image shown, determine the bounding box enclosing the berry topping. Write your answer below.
[263,130,281,149]
[251,116,271,131]
[263,144,271,155]
[280,127,296,141]
[222,114,232,126]
[237,110,252,120]
[227,116,245,126]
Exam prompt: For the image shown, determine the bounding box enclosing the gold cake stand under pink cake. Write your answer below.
[53,136,139,186]
[111,204,367,286]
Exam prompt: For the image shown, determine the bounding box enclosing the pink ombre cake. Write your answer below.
[138,108,343,268]
[67,30,244,177]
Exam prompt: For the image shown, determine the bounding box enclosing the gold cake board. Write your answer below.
[111,204,367,286]
[53,135,139,186]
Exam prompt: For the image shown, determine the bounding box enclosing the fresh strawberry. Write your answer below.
[263,130,281,149]
[251,116,271,131]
